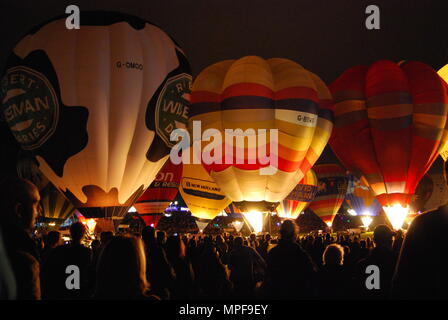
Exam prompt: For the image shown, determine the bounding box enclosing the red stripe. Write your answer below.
[275,86,318,102]
[222,83,273,100]
[376,193,412,207]
[191,90,220,104]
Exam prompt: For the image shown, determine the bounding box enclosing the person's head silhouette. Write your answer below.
[234,236,244,248]
[280,220,298,241]
[373,224,394,249]
[95,236,149,299]
[46,231,61,248]
[70,222,86,244]
[323,244,344,266]
[156,230,166,245]
[141,225,156,245]
[0,177,40,232]
[100,231,114,245]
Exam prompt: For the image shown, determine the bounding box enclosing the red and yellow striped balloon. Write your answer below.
[329,60,448,229]
[276,169,318,219]
[190,56,333,212]
[309,164,348,227]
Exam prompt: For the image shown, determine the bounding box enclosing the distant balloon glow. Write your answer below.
[361,216,373,228]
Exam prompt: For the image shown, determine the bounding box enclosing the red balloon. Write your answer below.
[329,60,448,208]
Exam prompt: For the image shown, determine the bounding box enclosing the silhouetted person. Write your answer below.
[392,229,404,261]
[227,236,266,299]
[359,240,370,260]
[257,233,271,261]
[166,235,196,300]
[0,177,41,300]
[317,244,351,299]
[392,198,448,299]
[354,225,396,299]
[41,222,92,299]
[94,236,159,300]
[366,237,373,249]
[91,239,100,253]
[157,230,167,247]
[41,231,61,263]
[141,226,175,300]
[312,236,325,267]
[262,220,316,299]
[195,245,233,300]
[100,231,113,246]
[248,233,259,250]
[215,234,228,263]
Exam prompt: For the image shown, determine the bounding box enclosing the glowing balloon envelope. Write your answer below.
[276,169,318,219]
[0,12,192,218]
[329,60,448,229]
[345,174,382,217]
[190,56,333,212]
[134,160,182,227]
[179,156,231,221]
[309,164,348,227]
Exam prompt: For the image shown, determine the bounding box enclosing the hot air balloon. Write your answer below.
[134,160,182,228]
[189,56,333,231]
[276,169,318,219]
[309,164,348,228]
[329,60,448,229]
[0,12,192,219]
[16,153,76,226]
[345,174,382,228]
[179,156,231,221]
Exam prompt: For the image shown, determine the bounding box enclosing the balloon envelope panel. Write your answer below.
[134,160,182,224]
[179,160,231,220]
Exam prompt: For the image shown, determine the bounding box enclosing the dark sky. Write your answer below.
[0,0,447,164]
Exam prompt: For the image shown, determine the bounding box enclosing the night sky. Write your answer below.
[0,0,447,165]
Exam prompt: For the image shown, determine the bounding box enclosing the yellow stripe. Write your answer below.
[334,100,366,116]
[367,104,412,119]
[414,113,447,129]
